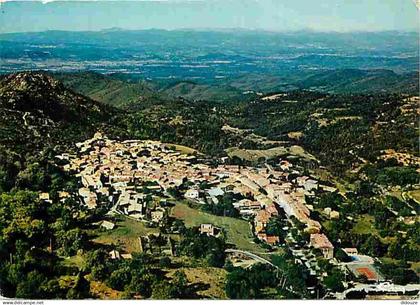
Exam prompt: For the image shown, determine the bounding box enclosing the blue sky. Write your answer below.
[0,0,418,33]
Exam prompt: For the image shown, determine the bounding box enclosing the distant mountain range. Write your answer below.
[1,30,418,79]
[1,70,418,176]
[53,69,419,107]
[1,29,417,105]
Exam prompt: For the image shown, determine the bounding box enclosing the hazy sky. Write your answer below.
[0,0,418,33]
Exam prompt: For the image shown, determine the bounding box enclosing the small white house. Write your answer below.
[185,189,200,200]
[101,220,115,230]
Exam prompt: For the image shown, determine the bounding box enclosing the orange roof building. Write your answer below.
[310,233,334,259]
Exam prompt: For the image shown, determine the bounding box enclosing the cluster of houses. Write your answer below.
[50,133,406,295]
[57,133,337,257]
[49,132,418,297]
[56,133,200,224]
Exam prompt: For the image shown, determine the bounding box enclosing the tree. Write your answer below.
[15,162,49,191]
[206,253,223,268]
[335,248,351,263]
[225,264,278,299]
[56,228,88,256]
[378,261,419,285]
[0,191,47,242]
[151,280,175,299]
[84,249,110,281]
[15,271,48,299]
[167,187,182,200]
[318,192,344,210]
[272,254,308,297]
[41,279,65,299]
[225,268,259,299]
[201,193,239,218]
[159,256,171,268]
[361,235,387,257]
[66,273,91,299]
[171,270,189,298]
[178,228,226,266]
[171,219,186,234]
[265,218,287,241]
[124,268,155,298]
[324,269,345,292]
[108,267,132,291]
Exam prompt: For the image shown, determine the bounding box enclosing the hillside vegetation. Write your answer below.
[54,69,419,107]
[0,72,418,299]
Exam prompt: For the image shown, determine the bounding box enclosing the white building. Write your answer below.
[185,189,200,200]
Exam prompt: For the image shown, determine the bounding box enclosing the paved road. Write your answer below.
[225,248,278,269]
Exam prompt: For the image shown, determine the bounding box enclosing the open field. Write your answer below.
[163,143,201,155]
[351,215,396,245]
[410,261,420,275]
[406,189,420,204]
[352,215,377,235]
[166,266,227,299]
[58,274,121,300]
[332,116,362,124]
[287,131,303,140]
[171,202,265,253]
[61,254,85,269]
[225,145,317,163]
[58,275,77,290]
[87,275,123,299]
[93,216,159,253]
[222,124,286,146]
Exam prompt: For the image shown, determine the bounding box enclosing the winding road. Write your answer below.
[225,248,278,269]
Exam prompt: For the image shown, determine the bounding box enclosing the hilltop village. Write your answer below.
[0,25,418,299]
[57,133,333,246]
[50,132,405,296]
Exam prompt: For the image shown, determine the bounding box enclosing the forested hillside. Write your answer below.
[54,72,164,108]
[0,72,418,299]
[0,72,119,192]
[225,91,419,176]
[1,71,417,190]
[54,69,418,106]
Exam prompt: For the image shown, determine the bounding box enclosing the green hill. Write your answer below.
[54,72,163,108]
[160,80,249,102]
[293,69,419,94]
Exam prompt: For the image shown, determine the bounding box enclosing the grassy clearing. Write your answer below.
[58,275,77,290]
[222,124,285,146]
[225,146,287,161]
[312,168,354,195]
[332,116,362,123]
[87,275,122,299]
[225,145,317,163]
[352,215,377,235]
[410,261,420,274]
[289,145,317,161]
[350,215,395,245]
[288,131,303,140]
[380,257,400,265]
[166,266,227,299]
[388,190,405,201]
[93,216,159,253]
[61,254,85,269]
[407,189,420,204]
[163,143,200,155]
[171,202,265,253]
